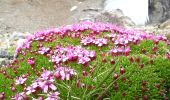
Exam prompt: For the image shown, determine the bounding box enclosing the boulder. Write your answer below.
[160,19,170,29]
[0,32,32,59]
[149,0,170,24]
[94,9,135,27]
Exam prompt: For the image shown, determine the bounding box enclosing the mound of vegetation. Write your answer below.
[0,21,170,100]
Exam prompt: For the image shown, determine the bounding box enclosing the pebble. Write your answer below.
[70,6,78,11]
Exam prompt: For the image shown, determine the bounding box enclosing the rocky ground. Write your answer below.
[0,0,170,67]
[0,0,106,33]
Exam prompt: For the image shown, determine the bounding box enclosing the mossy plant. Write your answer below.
[0,21,170,100]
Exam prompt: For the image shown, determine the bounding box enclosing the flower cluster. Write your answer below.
[12,66,76,99]
[28,71,57,94]
[3,21,170,99]
[50,46,96,65]
[109,46,131,56]
[15,21,168,57]
[113,34,144,46]
[54,66,77,80]
[81,37,108,47]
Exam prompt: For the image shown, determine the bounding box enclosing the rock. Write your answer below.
[70,0,104,23]
[0,0,76,33]
[0,58,9,67]
[94,9,135,27]
[0,48,13,59]
[104,0,148,25]
[149,0,170,24]
[82,8,101,12]
[159,19,170,40]
[160,19,170,29]
[0,31,32,60]
[70,6,78,11]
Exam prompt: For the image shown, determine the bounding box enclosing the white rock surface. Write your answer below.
[104,0,149,25]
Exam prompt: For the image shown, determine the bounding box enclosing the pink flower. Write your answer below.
[27,58,35,66]
[41,70,54,81]
[31,79,42,89]
[51,55,62,64]
[50,46,96,65]
[124,46,131,56]
[15,39,31,56]
[25,86,36,95]
[80,37,94,46]
[11,92,27,100]
[39,80,57,93]
[114,35,129,46]
[88,51,96,60]
[110,46,131,56]
[54,66,77,80]
[45,92,60,100]
[78,57,90,64]
[95,38,108,47]
[81,37,108,47]
[25,33,34,41]
[15,76,27,85]
[38,47,50,55]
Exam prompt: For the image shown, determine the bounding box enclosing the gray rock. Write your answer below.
[0,32,32,60]
[0,58,9,67]
[149,0,170,24]
[0,49,13,59]
[82,8,101,12]
[160,19,170,29]
[94,9,135,27]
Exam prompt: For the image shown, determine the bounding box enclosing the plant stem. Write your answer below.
[97,74,124,100]
[86,64,117,97]
[96,65,117,89]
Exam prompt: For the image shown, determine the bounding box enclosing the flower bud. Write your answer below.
[120,67,125,75]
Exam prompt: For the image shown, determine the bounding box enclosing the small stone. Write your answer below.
[70,6,78,11]
[0,58,9,67]
[0,49,13,59]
